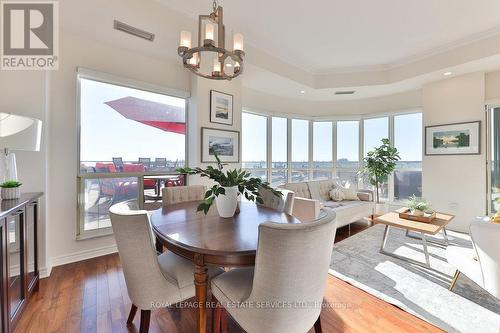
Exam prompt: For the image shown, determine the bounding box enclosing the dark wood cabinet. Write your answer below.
[0,193,42,333]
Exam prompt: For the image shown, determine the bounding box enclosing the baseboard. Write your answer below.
[39,266,52,279]
[47,244,118,275]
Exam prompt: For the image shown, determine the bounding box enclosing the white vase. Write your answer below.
[215,186,239,218]
[1,187,21,200]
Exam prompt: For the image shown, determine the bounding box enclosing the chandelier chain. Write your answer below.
[212,0,217,12]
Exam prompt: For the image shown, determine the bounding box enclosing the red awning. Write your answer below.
[104,96,186,134]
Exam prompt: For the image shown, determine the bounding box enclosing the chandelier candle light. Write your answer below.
[178,0,244,80]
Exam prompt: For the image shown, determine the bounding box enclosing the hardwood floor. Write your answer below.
[15,221,443,333]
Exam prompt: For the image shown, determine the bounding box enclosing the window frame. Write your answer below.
[242,108,422,204]
[76,68,190,239]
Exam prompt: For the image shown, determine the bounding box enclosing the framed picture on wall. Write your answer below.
[425,121,481,155]
[210,90,233,125]
[201,127,240,163]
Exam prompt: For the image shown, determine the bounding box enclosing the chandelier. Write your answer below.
[177,0,244,81]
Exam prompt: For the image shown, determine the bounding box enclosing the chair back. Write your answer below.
[248,208,337,332]
[138,157,151,169]
[470,221,500,299]
[155,158,167,168]
[162,185,206,206]
[109,200,180,309]
[257,187,294,215]
[112,157,124,168]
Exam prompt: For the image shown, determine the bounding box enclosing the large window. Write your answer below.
[394,113,422,201]
[313,122,333,180]
[242,112,267,181]
[272,117,288,186]
[240,110,422,204]
[489,107,500,214]
[363,117,389,199]
[78,75,187,237]
[336,121,359,185]
[291,119,309,182]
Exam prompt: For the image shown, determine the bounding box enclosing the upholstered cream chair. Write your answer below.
[257,187,295,214]
[447,221,500,300]
[162,185,206,206]
[109,200,223,333]
[211,208,337,333]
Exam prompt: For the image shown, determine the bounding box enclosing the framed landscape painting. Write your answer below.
[201,127,240,163]
[210,90,233,125]
[425,121,481,155]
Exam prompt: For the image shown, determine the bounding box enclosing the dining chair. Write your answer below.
[109,200,223,333]
[162,185,206,206]
[211,208,337,333]
[447,221,500,299]
[257,187,295,215]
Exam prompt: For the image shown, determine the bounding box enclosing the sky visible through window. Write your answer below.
[79,79,186,163]
[337,121,359,163]
[241,114,422,166]
[292,119,309,165]
[313,122,332,165]
[395,113,422,161]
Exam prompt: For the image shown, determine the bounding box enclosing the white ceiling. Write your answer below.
[157,0,500,72]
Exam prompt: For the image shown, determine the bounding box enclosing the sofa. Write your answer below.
[280,178,375,226]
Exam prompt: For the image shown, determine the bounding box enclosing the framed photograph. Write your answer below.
[425,121,481,155]
[210,90,233,125]
[201,127,240,163]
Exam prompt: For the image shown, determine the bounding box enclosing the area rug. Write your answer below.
[329,224,500,333]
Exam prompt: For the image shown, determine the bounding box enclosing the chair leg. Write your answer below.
[449,270,460,291]
[221,307,228,333]
[127,304,138,324]
[140,309,151,333]
[314,315,322,333]
[212,301,222,333]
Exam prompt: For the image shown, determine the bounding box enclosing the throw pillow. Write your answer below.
[329,188,345,202]
[341,187,360,201]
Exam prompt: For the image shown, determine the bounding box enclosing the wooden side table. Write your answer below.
[375,209,455,267]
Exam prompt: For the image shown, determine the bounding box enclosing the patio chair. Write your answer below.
[138,158,151,170]
[112,157,124,172]
[154,158,167,169]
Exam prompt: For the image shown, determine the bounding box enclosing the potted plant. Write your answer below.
[407,195,431,216]
[362,138,400,214]
[178,154,282,218]
[0,180,22,200]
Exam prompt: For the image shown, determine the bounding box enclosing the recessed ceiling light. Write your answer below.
[300,90,305,94]
[443,71,452,76]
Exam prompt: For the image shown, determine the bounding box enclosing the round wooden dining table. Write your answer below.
[150,200,300,333]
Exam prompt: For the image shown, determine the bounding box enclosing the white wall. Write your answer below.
[422,72,486,232]
[187,74,242,186]
[0,71,49,275]
[485,70,500,101]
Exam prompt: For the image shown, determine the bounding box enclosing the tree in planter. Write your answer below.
[363,138,400,203]
[177,153,281,215]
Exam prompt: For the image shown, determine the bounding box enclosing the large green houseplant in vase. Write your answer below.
[178,154,281,218]
[363,138,400,214]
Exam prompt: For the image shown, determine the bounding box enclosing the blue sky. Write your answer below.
[80,79,186,163]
